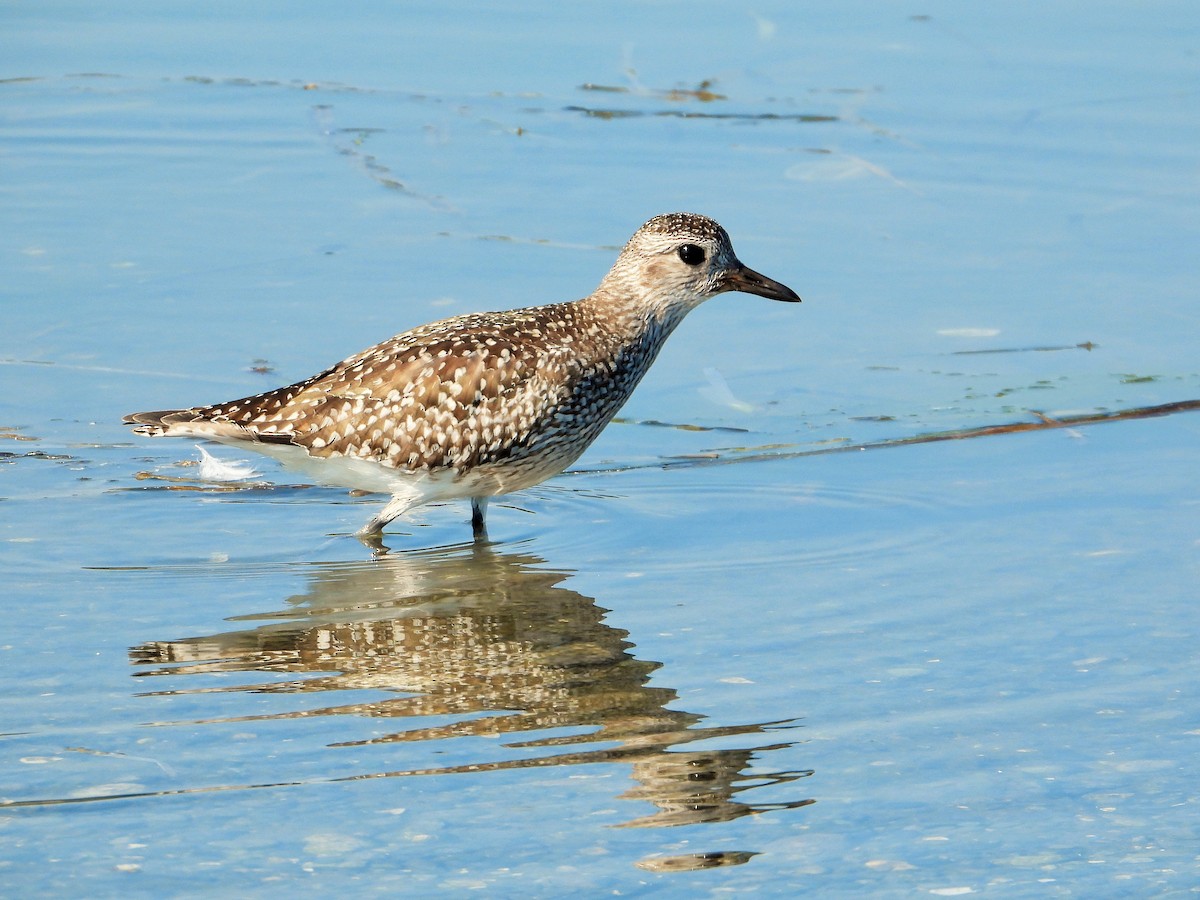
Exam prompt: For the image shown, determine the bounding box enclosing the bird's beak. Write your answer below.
[720,263,801,303]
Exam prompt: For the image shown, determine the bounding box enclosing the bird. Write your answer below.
[125,213,800,543]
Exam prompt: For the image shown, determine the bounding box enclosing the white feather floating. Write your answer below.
[700,366,756,414]
[195,445,260,482]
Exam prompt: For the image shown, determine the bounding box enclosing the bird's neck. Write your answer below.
[583,276,701,347]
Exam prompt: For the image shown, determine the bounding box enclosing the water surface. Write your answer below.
[3,3,1198,895]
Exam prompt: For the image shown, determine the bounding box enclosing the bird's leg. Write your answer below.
[357,514,388,538]
[355,514,390,553]
[471,497,489,542]
[357,495,412,546]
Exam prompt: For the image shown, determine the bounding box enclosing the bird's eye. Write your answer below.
[677,244,706,266]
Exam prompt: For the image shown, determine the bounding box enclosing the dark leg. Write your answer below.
[471,497,489,541]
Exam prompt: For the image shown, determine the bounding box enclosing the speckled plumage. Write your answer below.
[125,213,800,541]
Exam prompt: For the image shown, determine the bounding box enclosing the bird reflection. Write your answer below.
[130,541,812,832]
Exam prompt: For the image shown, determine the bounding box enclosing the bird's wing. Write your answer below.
[129,312,580,471]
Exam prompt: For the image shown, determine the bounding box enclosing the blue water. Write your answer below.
[3,2,1198,896]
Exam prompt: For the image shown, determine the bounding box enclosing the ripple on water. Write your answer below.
[522,456,962,572]
[89,438,961,573]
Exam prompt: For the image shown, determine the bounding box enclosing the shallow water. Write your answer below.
[3,3,1199,896]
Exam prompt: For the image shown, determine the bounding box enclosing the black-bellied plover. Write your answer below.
[125,213,800,541]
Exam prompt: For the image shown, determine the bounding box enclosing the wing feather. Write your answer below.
[130,309,591,471]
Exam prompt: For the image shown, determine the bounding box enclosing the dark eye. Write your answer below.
[677,244,706,266]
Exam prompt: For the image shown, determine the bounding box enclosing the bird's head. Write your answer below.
[599,213,800,321]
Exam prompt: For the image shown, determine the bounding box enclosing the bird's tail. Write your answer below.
[123,409,198,436]
[123,408,293,445]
